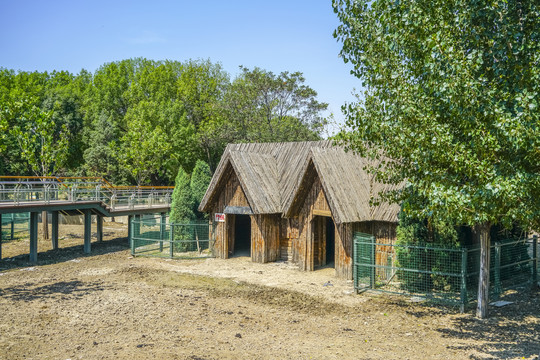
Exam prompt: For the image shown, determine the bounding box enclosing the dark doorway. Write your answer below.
[313,215,336,269]
[234,215,251,256]
[326,217,335,266]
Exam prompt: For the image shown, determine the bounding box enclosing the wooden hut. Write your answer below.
[199,141,400,279]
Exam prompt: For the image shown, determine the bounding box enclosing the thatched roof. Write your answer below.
[283,147,401,223]
[199,141,400,224]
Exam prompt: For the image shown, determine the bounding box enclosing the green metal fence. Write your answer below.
[353,232,538,309]
[130,215,215,259]
[1,213,30,241]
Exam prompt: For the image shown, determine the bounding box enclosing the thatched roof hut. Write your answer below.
[199,141,400,279]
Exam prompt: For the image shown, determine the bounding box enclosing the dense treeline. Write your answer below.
[0,58,328,185]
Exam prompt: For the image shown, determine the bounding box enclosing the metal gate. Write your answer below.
[353,232,376,293]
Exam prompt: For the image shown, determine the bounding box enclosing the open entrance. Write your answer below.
[233,215,251,256]
[313,215,335,269]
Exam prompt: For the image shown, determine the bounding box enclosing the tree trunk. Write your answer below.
[475,222,491,319]
[42,210,49,240]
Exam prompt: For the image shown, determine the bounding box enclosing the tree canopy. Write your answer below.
[0,58,330,184]
[333,0,540,317]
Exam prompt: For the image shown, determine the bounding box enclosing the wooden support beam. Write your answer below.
[84,210,91,254]
[313,209,332,217]
[51,211,59,250]
[29,212,38,263]
[97,215,103,242]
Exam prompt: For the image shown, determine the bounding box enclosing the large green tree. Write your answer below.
[120,101,172,185]
[334,0,540,318]
[1,58,331,186]
[220,66,328,143]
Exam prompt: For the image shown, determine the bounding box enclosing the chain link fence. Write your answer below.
[130,214,215,259]
[353,232,538,309]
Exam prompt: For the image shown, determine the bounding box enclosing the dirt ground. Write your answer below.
[0,222,538,360]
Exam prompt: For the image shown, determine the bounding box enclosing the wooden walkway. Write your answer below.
[0,200,171,263]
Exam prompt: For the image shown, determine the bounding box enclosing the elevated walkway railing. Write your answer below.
[0,176,173,211]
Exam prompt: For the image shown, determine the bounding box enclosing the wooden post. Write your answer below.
[96,215,103,242]
[533,235,538,287]
[475,222,491,319]
[29,212,38,263]
[51,211,59,250]
[460,248,468,313]
[83,210,91,254]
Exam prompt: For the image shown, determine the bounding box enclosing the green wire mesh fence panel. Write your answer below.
[1,213,30,241]
[465,237,537,301]
[353,232,376,293]
[354,233,464,304]
[353,233,538,308]
[131,214,215,259]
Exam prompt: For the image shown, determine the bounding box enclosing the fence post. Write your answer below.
[370,235,376,289]
[128,215,137,256]
[493,241,502,300]
[460,248,468,313]
[160,213,166,253]
[533,235,538,287]
[353,236,358,294]
[169,224,174,259]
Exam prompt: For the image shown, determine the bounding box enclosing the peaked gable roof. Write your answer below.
[199,140,400,224]
[198,141,332,214]
[283,147,400,224]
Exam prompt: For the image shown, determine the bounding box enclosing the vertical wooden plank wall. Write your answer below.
[293,175,347,273]
[251,214,281,263]
[209,165,250,259]
[335,223,353,279]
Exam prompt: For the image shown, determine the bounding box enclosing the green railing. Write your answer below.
[0,176,173,211]
[130,215,215,259]
[353,233,538,309]
[1,213,30,241]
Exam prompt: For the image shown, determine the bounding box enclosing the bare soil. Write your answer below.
[0,222,538,360]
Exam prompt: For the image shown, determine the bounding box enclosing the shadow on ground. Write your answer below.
[0,279,108,302]
[440,288,540,359]
[0,237,129,272]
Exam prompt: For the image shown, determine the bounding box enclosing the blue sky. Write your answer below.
[0,0,360,133]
